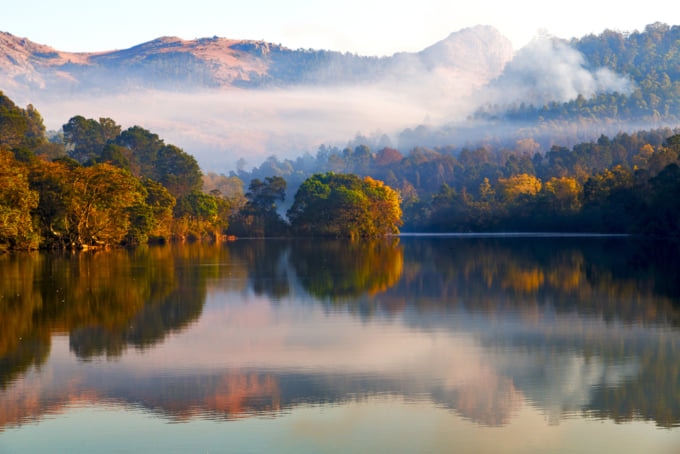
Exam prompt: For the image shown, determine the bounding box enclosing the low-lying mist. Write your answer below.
[30,37,638,174]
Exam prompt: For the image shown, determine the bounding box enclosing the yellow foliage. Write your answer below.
[542,176,582,212]
[497,174,542,202]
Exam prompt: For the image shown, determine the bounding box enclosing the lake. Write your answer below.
[1,236,679,453]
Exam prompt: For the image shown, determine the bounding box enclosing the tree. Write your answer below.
[637,163,680,236]
[246,176,286,211]
[229,176,288,237]
[496,173,543,203]
[141,178,175,241]
[22,104,47,150]
[173,191,220,240]
[30,160,148,248]
[63,116,120,164]
[374,147,403,166]
[155,144,203,198]
[0,92,46,152]
[540,176,582,213]
[288,172,402,238]
[0,151,39,250]
[113,126,164,178]
[28,158,75,248]
[67,164,148,247]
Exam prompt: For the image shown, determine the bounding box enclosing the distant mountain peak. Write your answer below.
[420,25,513,71]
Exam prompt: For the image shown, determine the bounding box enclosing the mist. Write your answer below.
[33,73,480,173]
[28,36,638,174]
[477,36,633,109]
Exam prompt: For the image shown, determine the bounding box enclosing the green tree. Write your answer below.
[141,178,176,241]
[246,176,287,211]
[155,144,203,198]
[63,116,121,164]
[0,92,46,152]
[637,163,680,236]
[113,125,164,178]
[229,176,288,237]
[173,191,220,240]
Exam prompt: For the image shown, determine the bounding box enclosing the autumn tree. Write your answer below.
[496,173,543,203]
[540,176,582,214]
[0,151,39,250]
[29,159,150,248]
[287,172,402,238]
[28,157,79,248]
[67,164,148,247]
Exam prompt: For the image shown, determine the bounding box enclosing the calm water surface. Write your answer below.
[1,236,679,453]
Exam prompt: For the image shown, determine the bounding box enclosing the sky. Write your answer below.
[3,0,678,55]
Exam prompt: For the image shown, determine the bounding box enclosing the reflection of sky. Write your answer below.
[5,288,667,429]
[2,398,679,454]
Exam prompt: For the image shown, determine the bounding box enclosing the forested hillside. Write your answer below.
[478,23,680,123]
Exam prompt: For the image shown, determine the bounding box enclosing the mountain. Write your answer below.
[0,25,513,97]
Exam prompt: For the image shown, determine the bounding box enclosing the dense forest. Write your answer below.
[231,126,680,236]
[3,24,680,249]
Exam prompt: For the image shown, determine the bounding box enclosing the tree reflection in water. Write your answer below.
[0,237,679,431]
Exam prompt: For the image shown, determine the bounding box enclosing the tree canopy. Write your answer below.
[287,172,402,238]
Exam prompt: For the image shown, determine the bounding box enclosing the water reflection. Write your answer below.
[0,237,679,439]
[291,238,403,300]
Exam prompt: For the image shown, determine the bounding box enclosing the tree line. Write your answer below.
[0,91,402,250]
[235,127,680,237]
[4,85,680,249]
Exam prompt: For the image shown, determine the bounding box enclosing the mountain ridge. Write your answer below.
[0,25,513,96]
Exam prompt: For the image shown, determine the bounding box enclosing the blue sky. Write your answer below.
[3,0,677,55]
